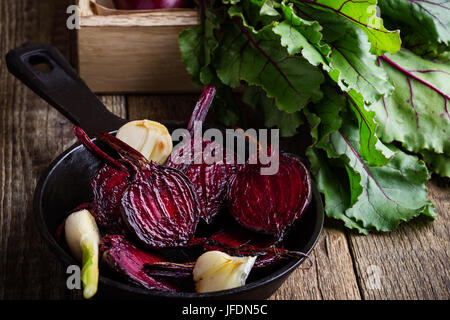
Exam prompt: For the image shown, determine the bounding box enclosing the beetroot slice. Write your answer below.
[170,139,237,224]
[73,127,131,233]
[167,86,237,223]
[74,127,200,247]
[121,162,200,248]
[96,132,201,248]
[227,152,312,240]
[90,163,130,234]
[100,235,179,292]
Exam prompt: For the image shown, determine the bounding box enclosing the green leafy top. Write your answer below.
[293,0,401,55]
[179,0,447,233]
[379,0,450,46]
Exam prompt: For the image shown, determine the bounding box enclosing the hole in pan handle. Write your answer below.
[5,42,127,136]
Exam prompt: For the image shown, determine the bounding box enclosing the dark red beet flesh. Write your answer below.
[121,162,200,248]
[227,152,312,240]
[73,127,131,233]
[100,235,180,292]
[167,86,237,223]
[95,132,200,248]
[169,139,237,224]
[91,163,130,234]
[74,127,200,248]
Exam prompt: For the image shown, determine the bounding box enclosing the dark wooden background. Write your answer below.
[0,0,449,300]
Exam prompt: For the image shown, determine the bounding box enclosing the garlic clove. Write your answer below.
[193,251,256,293]
[116,120,172,165]
[65,209,100,299]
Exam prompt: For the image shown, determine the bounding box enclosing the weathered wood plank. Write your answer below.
[127,94,200,122]
[270,222,362,300]
[98,95,127,119]
[346,179,450,300]
[0,0,127,299]
[0,0,79,300]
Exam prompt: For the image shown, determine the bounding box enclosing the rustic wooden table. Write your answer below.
[0,0,449,300]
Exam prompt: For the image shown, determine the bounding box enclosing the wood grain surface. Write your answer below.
[0,0,449,300]
[77,0,199,93]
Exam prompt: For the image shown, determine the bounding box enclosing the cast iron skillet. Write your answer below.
[5,43,324,300]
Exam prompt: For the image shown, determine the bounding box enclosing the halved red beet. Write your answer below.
[227,151,312,240]
[95,131,200,248]
[90,163,130,234]
[100,235,180,292]
[121,162,200,248]
[167,86,237,223]
[74,127,200,248]
[73,127,131,233]
[169,139,237,224]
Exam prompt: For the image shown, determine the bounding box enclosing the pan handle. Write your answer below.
[5,43,127,135]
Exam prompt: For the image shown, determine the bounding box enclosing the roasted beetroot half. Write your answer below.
[227,152,312,240]
[74,127,200,248]
[170,140,237,224]
[100,235,180,292]
[74,127,130,234]
[90,163,130,234]
[167,86,237,224]
[120,161,200,248]
[95,131,200,248]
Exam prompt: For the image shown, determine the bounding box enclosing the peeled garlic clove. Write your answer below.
[193,251,256,293]
[116,120,172,164]
[65,209,100,299]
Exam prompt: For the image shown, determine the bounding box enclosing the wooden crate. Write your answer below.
[77,0,200,93]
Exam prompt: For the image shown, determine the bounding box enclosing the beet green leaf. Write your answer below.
[214,11,324,112]
[379,0,450,46]
[292,0,401,55]
[325,119,434,232]
[369,49,450,176]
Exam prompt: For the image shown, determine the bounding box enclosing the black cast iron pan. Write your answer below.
[5,43,324,300]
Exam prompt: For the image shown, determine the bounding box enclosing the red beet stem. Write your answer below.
[143,262,195,279]
[380,55,450,101]
[100,235,180,292]
[73,126,128,172]
[187,86,216,134]
[95,132,150,168]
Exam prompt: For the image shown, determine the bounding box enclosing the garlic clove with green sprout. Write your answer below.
[116,120,172,164]
[193,251,256,293]
[65,209,100,299]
